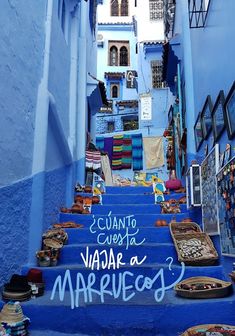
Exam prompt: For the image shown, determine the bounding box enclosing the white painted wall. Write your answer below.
[136,1,164,43]
[97,0,136,23]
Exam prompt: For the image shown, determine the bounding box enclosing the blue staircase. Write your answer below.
[16,187,235,335]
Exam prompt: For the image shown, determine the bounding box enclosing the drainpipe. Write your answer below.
[180,0,196,165]
[76,0,88,184]
[28,0,53,263]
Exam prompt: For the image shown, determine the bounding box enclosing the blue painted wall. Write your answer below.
[171,0,235,272]
[0,0,99,287]
[138,43,174,133]
[0,0,45,187]
[0,178,32,287]
[190,0,235,159]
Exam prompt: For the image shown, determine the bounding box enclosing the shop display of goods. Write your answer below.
[92,195,100,204]
[36,250,51,267]
[0,302,30,335]
[160,201,181,214]
[74,183,84,192]
[53,221,84,229]
[2,274,32,302]
[175,276,232,299]
[83,185,92,193]
[155,220,168,227]
[175,187,186,193]
[0,325,6,336]
[71,204,84,214]
[74,195,84,203]
[165,178,182,190]
[181,324,235,336]
[181,218,193,223]
[27,268,45,297]
[170,222,202,236]
[173,233,218,265]
[43,228,68,245]
[179,195,187,204]
[43,238,63,250]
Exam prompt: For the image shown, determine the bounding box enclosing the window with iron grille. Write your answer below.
[111,0,129,16]
[188,0,211,28]
[149,0,164,21]
[151,60,166,88]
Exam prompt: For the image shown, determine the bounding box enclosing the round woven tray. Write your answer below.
[175,276,232,299]
[181,324,235,335]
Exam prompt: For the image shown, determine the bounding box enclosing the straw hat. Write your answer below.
[0,302,29,325]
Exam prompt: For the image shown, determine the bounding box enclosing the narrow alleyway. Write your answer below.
[14,185,235,335]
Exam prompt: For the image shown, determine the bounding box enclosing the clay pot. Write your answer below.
[71,204,83,214]
[92,196,100,204]
[60,207,71,213]
[74,195,84,203]
[84,186,92,193]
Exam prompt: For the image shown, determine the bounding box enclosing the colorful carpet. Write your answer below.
[122,134,132,169]
[132,133,143,170]
[112,134,123,170]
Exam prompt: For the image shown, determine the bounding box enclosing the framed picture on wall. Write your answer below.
[212,90,226,142]
[224,81,235,139]
[201,144,220,235]
[194,113,203,151]
[201,95,213,139]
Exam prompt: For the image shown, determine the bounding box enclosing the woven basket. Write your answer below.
[173,232,219,266]
[170,222,202,238]
[181,324,235,336]
[43,229,68,245]
[175,276,232,299]
[43,238,63,250]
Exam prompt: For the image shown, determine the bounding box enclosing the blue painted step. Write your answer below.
[64,227,172,244]
[104,186,185,194]
[78,193,186,205]
[90,204,188,215]
[16,185,235,336]
[21,290,235,336]
[59,213,192,228]
[21,263,225,291]
[59,243,178,265]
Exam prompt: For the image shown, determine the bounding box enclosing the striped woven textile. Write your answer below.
[112,134,123,170]
[85,151,101,170]
[96,137,104,151]
[122,135,132,169]
[132,133,143,170]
